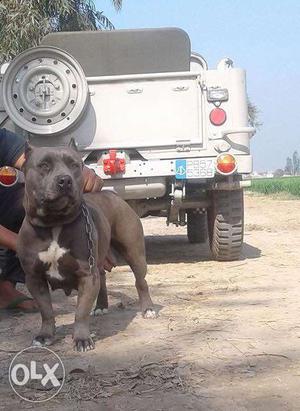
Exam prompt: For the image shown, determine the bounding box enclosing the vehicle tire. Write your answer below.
[187,211,208,244]
[207,189,244,261]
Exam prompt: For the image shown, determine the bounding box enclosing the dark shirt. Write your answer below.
[0,128,25,167]
[0,129,25,218]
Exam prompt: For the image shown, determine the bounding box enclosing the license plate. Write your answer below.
[175,159,215,179]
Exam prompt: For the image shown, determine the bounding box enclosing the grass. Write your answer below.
[247,176,300,198]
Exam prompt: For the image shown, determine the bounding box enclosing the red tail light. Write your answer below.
[0,166,18,187]
[216,154,236,174]
[209,107,227,126]
[103,150,126,175]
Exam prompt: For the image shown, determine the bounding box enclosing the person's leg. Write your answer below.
[0,248,6,276]
[0,183,25,228]
[0,183,37,311]
[0,183,25,283]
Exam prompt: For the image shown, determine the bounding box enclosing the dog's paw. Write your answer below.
[73,337,95,352]
[90,308,108,316]
[32,335,54,347]
[143,308,157,319]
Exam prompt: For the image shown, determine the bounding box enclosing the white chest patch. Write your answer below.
[38,227,68,280]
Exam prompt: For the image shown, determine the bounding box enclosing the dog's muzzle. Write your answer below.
[56,174,73,193]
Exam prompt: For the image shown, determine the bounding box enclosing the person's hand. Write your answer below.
[82,166,104,192]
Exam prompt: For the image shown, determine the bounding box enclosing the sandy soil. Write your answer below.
[1,194,300,411]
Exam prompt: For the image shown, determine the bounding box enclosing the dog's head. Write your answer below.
[23,141,84,226]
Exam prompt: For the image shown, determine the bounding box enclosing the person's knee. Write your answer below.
[0,184,25,231]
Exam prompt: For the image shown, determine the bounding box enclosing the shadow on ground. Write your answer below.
[145,234,262,264]
[242,242,262,259]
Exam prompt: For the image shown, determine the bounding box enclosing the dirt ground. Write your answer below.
[1,193,300,411]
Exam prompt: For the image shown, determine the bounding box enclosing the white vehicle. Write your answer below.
[0,28,255,261]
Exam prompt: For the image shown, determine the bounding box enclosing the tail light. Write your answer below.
[103,150,126,175]
[216,154,236,174]
[0,166,18,187]
[209,107,227,126]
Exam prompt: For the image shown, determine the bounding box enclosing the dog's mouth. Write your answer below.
[39,195,76,214]
[26,191,82,226]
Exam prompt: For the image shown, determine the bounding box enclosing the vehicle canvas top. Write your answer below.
[41,28,191,76]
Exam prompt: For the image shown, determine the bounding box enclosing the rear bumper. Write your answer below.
[88,155,252,200]
[89,154,252,179]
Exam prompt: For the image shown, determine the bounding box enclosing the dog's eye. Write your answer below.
[38,162,50,172]
[71,162,80,169]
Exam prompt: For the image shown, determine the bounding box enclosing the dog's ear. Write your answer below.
[68,138,78,151]
[24,141,33,160]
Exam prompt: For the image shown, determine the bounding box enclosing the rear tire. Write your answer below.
[207,189,244,261]
[187,211,208,244]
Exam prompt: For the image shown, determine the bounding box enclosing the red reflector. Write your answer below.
[103,150,126,175]
[209,108,227,126]
[0,166,18,187]
[216,154,236,174]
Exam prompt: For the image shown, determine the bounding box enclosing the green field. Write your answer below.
[248,176,300,197]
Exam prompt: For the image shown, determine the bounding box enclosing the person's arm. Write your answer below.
[82,166,104,192]
[14,153,25,170]
[0,225,17,251]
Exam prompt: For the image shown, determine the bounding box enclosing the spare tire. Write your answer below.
[2,46,88,135]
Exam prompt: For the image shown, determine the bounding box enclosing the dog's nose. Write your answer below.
[56,175,73,191]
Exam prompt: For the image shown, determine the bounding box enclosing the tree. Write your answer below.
[0,0,122,64]
[293,150,300,175]
[284,157,293,175]
[273,169,284,178]
[248,98,262,129]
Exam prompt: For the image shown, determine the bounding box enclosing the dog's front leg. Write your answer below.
[74,274,100,352]
[26,275,56,346]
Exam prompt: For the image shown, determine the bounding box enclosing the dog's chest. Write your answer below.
[38,227,70,281]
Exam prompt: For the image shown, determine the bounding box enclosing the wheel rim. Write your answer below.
[2,46,89,135]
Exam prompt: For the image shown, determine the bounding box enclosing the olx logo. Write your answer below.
[9,347,65,402]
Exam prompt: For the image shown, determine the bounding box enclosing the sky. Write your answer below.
[96,0,300,171]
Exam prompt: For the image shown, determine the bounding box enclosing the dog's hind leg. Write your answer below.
[91,269,109,316]
[129,255,156,319]
[115,239,156,319]
[109,201,156,318]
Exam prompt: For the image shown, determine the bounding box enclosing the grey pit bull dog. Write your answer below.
[17,142,156,352]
